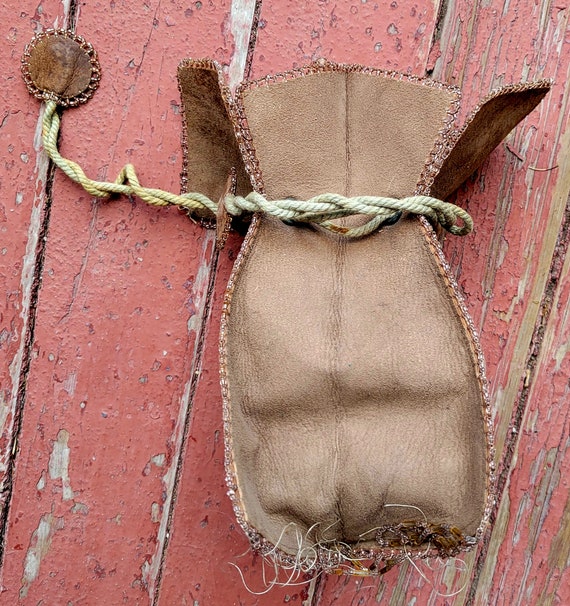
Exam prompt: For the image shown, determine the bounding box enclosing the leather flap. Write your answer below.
[177,59,250,217]
[237,64,460,201]
[431,81,552,199]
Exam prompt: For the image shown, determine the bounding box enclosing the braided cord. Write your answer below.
[42,100,473,238]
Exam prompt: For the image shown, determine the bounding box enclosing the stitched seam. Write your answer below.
[345,71,351,198]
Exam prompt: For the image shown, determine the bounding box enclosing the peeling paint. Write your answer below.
[48,429,74,501]
[146,234,218,599]
[19,512,64,598]
[186,252,213,334]
[554,338,570,372]
[527,448,562,553]
[141,560,151,589]
[227,0,258,90]
[108,513,122,525]
[150,453,166,467]
[143,453,167,476]
[3,107,50,487]
[62,371,77,396]
[60,0,72,26]
[70,502,89,515]
[0,391,9,443]
[36,470,46,491]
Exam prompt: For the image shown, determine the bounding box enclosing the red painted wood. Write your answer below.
[0,1,243,603]
[1,1,569,605]
[436,7,570,603]
[0,0,66,522]
[480,236,570,604]
[250,0,437,77]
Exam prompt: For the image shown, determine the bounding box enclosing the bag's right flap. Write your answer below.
[430,80,551,200]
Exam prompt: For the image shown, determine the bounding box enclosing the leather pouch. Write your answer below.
[178,59,549,574]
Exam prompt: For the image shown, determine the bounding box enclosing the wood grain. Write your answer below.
[0,1,247,603]
[0,0,69,532]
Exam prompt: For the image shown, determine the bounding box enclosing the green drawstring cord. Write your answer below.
[42,99,473,238]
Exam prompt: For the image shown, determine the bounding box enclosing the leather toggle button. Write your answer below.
[22,29,101,107]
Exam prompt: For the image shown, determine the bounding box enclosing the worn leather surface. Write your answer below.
[227,217,488,553]
[26,36,93,99]
[241,72,457,199]
[225,70,487,554]
[177,62,550,559]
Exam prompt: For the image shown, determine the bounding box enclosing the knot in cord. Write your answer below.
[224,192,472,237]
[42,100,473,238]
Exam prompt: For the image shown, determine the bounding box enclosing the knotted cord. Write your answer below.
[42,99,473,238]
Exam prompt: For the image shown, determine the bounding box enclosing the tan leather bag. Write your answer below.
[178,59,549,575]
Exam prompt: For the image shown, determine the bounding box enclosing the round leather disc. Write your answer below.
[22,29,100,107]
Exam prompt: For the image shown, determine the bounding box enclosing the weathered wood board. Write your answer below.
[0,1,568,604]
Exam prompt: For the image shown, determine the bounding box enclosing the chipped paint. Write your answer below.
[36,470,46,492]
[143,453,167,476]
[554,338,570,372]
[527,448,562,554]
[150,453,166,467]
[542,492,570,599]
[145,172,217,602]
[2,108,50,475]
[48,429,73,501]
[227,0,258,90]
[0,393,9,468]
[61,371,77,396]
[59,0,72,27]
[185,248,214,335]
[70,502,89,515]
[19,511,64,598]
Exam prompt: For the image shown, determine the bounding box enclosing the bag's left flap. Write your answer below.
[177,59,250,218]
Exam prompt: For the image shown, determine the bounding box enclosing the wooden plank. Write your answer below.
[0,1,243,603]
[354,2,569,604]
[250,0,441,77]
[0,0,68,527]
[473,119,570,606]
[157,1,446,603]
[433,3,570,604]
